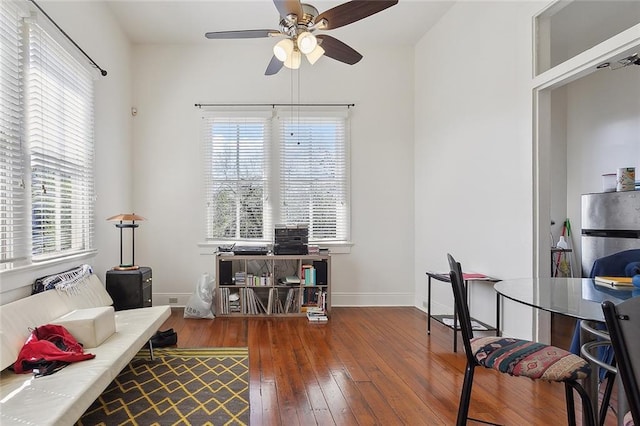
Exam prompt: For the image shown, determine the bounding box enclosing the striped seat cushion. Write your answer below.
[471,336,590,381]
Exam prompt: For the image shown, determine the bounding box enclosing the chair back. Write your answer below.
[447,254,476,366]
[602,297,640,424]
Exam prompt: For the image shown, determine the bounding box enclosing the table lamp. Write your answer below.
[107,213,145,270]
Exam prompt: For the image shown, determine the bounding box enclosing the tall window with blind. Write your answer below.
[203,108,350,244]
[27,21,95,259]
[203,115,272,240]
[278,114,349,242]
[0,1,95,270]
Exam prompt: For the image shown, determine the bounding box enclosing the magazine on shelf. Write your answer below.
[442,317,488,331]
[427,271,497,282]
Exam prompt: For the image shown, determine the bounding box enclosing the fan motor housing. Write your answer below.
[279,3,318,35]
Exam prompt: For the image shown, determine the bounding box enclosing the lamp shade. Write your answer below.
[284,49,301,69]
[306,44,325,65]
[297,31,317,55]
[106,213,145,222]
[273,38,294,62]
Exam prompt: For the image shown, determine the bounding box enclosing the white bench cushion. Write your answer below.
[54,307,116,348]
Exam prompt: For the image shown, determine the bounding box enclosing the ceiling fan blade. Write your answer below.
[273,0,303,19]
[205,30,279,39]
[265,56,284,75]
[316,0,398,30]
[317,35,362,65]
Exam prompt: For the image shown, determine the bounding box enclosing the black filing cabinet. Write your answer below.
[106,267,152,311]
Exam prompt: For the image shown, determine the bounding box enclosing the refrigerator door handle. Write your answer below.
[582,229,640,238]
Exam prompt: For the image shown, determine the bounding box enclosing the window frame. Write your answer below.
[0,3,97,272]
[201,107,351,248]
[202,111,273,242]
[27,19,96,262]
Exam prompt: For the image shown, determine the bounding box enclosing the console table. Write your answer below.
[426,271,500,352]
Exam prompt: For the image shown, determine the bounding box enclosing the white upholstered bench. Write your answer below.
[0,273,171,425]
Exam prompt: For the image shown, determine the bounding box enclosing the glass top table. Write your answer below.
[494,277,637,424]
[494,277,635,322]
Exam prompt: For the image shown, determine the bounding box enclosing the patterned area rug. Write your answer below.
[77,348,249,426]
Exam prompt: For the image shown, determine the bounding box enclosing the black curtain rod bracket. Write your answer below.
[28,0,107,76]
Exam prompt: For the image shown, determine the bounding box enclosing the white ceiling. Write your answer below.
[105,0,454,46]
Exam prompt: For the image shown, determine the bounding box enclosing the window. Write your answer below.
[203,108,350,244]
[27,21,95,259]
[203,113,272,240]
[277,113,349,242]
[0,2,95,270]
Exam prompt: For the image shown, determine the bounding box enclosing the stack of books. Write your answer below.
[234,272,246,285]
[306,307,328,322]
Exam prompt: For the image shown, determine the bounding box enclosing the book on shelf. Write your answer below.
[281,276,301,285]
[594,276,634,287]
[219,288,241,314]
[284,288,301,313]
[267,287,284,314]
[301,264,316,285]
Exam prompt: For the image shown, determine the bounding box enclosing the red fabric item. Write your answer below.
[13,324,95,374]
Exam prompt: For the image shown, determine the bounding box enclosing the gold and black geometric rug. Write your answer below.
[77,348,249,426]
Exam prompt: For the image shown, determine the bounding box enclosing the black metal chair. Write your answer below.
[579,321,617,426]
[602,297,640,426]
[447,253,595,426]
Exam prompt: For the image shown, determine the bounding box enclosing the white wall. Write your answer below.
[0,1,133,303]
[414,1,546,339]
[130,42,416,307]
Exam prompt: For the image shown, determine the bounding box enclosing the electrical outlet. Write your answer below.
[169,297,178,304]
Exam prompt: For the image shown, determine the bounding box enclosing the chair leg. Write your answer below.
[148,338,155,361]
[457,363,475,426]
[598,371,616,426]
[565,383,577,426]
[565,380,595,426]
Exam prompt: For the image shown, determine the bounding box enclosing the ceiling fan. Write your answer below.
[205,0,398,75]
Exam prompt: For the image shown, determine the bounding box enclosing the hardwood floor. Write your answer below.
[160,307,615,425]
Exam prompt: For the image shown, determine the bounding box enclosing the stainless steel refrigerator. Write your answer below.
[581,191,640,276]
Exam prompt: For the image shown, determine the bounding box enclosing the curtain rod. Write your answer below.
[28,0,107,76]
[195,103,355,108]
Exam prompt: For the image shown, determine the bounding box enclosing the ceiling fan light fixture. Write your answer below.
[306,44,325,64]
[297,31,317,55]
[273,38,294,62]
[284,49,302,69]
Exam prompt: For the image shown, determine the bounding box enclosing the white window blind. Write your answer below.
[0,1,27,268]
[27,21,95,259]
[277,112,349,242]
[203,114,272,241]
